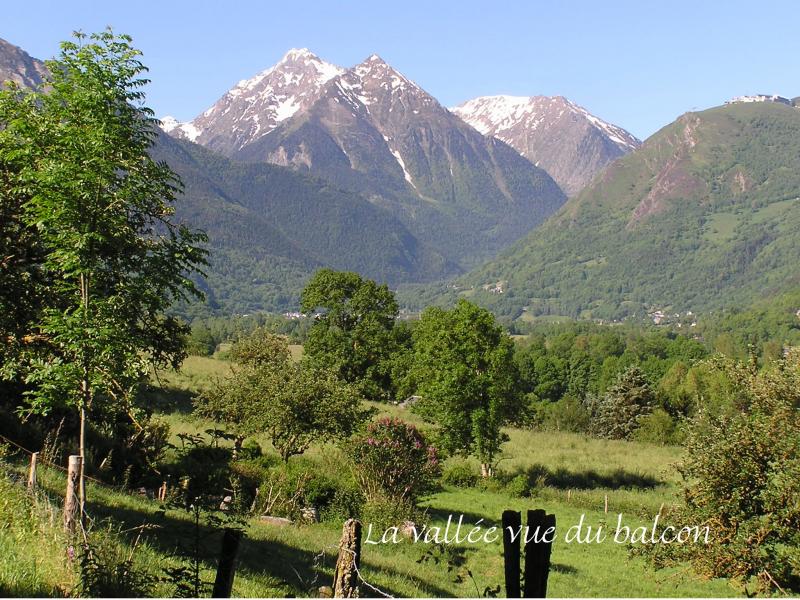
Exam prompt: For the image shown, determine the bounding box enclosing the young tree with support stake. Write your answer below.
[0,30,207,522]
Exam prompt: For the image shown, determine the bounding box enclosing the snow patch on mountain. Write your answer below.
[160,48,345,152]
[452,95,639,152]
[160,116,201,142]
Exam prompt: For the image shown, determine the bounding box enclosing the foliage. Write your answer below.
[195,327,369,461]
[647,354,800,593]
[228,326,290,368]
[440,458,480,488]
[78,526,157,598]
[244,457,363,522]
[346,417,440,506]
[634,408,683,445]
[88,408,171,487]
[590,366,654,440]
[185,312,312,356]
[301,269,407,401]
[409,299,519,474]
[0,31,207,502]
[537,395,592,433]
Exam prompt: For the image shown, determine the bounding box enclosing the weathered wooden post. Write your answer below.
[522,510,556,598]
[332,518,361,598]
[540,513,556,596]
[212,527,243,598]
[604,494,609,514]
[502,510,522,597]
[27,452,38,491]
[64,455,82,533]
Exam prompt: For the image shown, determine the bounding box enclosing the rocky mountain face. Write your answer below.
[0,37,48,89]
[452,95,640,196]
[173,51,566,268]
[449,101,800,321]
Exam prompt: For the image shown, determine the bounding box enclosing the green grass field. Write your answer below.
[1,354,740,597]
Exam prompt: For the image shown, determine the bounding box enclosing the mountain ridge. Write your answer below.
[436,101,800,320]
[221,52,567,268]
[452,95,640,195]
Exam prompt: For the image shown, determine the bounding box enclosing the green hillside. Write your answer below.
[152,134,454,315]
[438,101,800,320]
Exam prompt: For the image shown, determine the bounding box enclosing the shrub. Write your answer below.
[346,417,440,505]
[644,355,800,593]
[505,474,531,498]
[441,459,479,488]
[541,396,591,432]
[248,459,363,523]
[78,526,157,598]
[634,408,683,445]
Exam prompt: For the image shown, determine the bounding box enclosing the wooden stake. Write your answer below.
[523,509,546,597]
[212,527,242,598]
[64,455,82,533]
[604,494,609,514]
[501,510,522,598]
[333,519,361,598]
[27,452,38,491]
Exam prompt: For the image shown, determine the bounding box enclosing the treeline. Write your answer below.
[512,321,708,443]
[186,313,312,356]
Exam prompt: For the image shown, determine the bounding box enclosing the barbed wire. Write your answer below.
[0,431,107,486]
[340,546,394,598]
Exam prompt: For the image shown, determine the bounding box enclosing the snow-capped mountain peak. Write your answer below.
[161,48,344,153]
[452,95,640,195]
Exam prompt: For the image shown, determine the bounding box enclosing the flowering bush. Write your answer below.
[347,417,440,504]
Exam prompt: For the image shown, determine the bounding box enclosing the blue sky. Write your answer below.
[5,0,799,139]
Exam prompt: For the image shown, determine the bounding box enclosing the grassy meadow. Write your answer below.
[2,352,741,598]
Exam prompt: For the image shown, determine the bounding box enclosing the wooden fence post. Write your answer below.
[27,452,38,491]
[212,527,243,598]
[540,513,556,596]
[521,509,556,598]
[332,518,361,598]
[502,510,522,598]
[64,455,82,533]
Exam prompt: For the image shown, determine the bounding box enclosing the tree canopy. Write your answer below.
[300,269,404,401]
[409,299,519,476]
[0,30,208,514]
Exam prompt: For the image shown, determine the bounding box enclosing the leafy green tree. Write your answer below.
[196,328,369,461]
[0,31,207,516]
[228,326,290,368]
[300,269,404,401]
[409,299,519,477]
[0,89,50,364]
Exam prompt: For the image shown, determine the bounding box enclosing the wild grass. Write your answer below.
[0,355,741,597]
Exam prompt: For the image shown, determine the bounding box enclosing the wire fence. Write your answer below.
[0,431,108,487]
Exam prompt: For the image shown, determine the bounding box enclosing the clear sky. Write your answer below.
[5,0,799,139]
